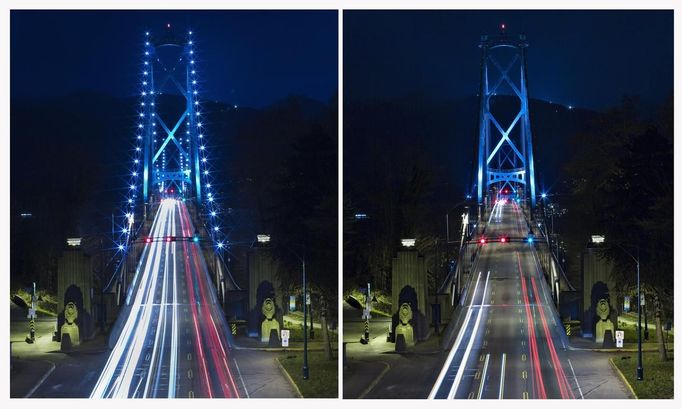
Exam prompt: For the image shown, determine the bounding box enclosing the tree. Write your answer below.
[563,96,672,361]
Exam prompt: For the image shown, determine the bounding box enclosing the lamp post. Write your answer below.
[302,256,309,380]
[264,237,309,380]
[616,243,643,381]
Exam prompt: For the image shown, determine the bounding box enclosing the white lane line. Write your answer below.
[169,202,179,398]
[567,359,584,399]
[499,353,506,399]
[91,203,165,398]
[143,206,171,398]
[114,201,171,397]
[23,360,55,398]
[477,353,490,399]
[233,358,250,398]
[428,272,482,399]
[447,271,491,399]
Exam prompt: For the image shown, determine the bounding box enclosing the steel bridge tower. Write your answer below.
[475,26,537,212]
[137,24,203,209]
[120,25,225,249]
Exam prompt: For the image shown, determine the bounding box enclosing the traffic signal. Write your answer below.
[192,235,199,243]
[166,236,176,243]
[500,236,508,243]
[479,237,487,244]
[144,237,152,244]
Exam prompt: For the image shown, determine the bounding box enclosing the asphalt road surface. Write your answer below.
[91,199,242,398]
[431,199,578,399]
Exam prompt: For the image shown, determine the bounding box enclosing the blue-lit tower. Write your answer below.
[118,25,226,250]
[475,26,537,210]
[135,24,203,209]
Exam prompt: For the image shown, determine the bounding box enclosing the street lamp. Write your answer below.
[615,243,644,381]
[261,236,309,379]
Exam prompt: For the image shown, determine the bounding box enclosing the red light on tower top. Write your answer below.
[167,23,171,29]
[501,23,507,34]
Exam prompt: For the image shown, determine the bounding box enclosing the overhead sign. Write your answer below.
[281,329,290,347]
[615,330,624,348]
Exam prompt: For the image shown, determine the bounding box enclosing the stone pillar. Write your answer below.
[391,249,428,342]
[247,246,282,339]
[581,247,617,339]
[57,247,94,341]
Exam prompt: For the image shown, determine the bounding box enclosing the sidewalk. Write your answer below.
[232,334,337,352]
[569,335,674,352]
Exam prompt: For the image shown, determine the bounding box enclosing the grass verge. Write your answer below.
[612,352,674,399]
[277,350,338,398]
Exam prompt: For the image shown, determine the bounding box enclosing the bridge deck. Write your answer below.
[431,200,576,399]
[91,199,241,398]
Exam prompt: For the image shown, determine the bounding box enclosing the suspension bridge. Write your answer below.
[90,25,243,399]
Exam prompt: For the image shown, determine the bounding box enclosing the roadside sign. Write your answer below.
[623,296,630,312]
[615,330,624,348]
[640,294,646,306]
[289,295,296,312]
[306,293,311,305]
[281,329,290,347]
[27,308,36,319]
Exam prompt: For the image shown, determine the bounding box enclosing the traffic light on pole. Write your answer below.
[144,237,152,244]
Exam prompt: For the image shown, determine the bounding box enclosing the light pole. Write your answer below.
[302,256,309,380]
[616,243,643,381]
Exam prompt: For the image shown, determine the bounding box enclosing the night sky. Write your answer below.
[11,10,338,108]
[345,10,673,111]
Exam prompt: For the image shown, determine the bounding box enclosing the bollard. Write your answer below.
[565,323,571,336]
[231,323,237,336]
[364,319,369,341]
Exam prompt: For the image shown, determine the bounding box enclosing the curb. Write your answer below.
[568,346,673,353]
[357,361,390,399]
[24,360,56,398]
[234,345,337,352]
[609,358,638,399]
[275,357,303,398]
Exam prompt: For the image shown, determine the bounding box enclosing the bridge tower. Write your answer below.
[119,25,225,249]
[136,24,203,208]
[475,26,537,212]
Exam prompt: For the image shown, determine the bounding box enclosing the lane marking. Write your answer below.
[233,358,250,399]
[499,353,506,399]
[477,353,490,399]
[428,272,482,398]
[446,271,491,399]
[568,359,584,399]
[523,391,529,399]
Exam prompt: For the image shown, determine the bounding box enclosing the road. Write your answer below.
[91,198,243,398]
[430,199,578,399]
